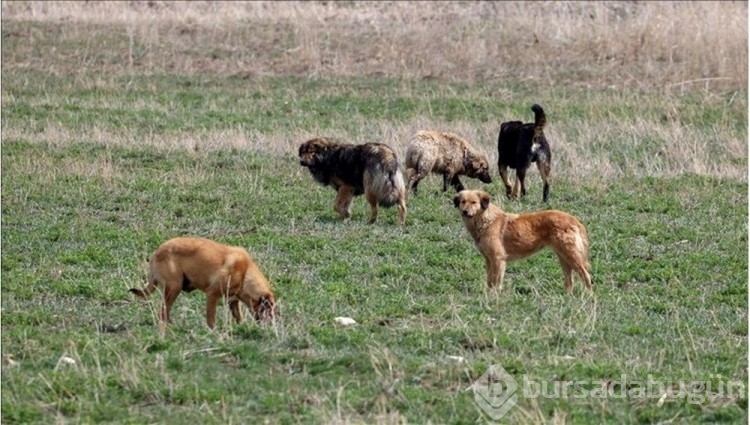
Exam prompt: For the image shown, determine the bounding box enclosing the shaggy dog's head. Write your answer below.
[465,153,493,184]
[453,190,491,217]
[299,138,331,167]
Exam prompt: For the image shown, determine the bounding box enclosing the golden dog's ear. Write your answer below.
[480,192,491,210]
[453,193,461,208]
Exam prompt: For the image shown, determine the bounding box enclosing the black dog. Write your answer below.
[497,104,552,202]
[298,138,407,224]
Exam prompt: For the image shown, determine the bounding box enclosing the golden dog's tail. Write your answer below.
[531,104,546,129]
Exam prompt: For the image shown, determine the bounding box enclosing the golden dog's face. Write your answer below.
[299,138,329,167]
[453,190,491,217]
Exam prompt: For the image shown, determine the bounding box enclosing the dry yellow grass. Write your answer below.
[3,110,745,183]
[2,1,747,89]
[1,1,746,181]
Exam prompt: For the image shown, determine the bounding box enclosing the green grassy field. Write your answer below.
[1,2,748,424]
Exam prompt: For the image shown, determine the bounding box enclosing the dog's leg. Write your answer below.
[484,253,506,291]
[516,168,527,198]
[229,299,243,324]
[160,285,180,325]
[498,164,513,198]
[408,164,430,195]
[334,186,355,221]
[366,191,379,224]
[556,254,575,293]
[555,243,592,293]
[578,266,593,292]
[406,169,422,195]
[572,257,593,292]
[397,195,407,226]
[449,175,465,192]
[205,291,219,329]
[536,159,551,202]
[410,179,420,194]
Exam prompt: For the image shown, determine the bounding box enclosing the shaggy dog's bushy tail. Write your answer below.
[532,104,546,129]
[366,161,406,207]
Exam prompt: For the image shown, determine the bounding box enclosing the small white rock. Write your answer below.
[59,356,76,365]
[334,317,357,326]
[54,356,77,371]
[446,355,466,363]
[554,355,576,361]
[3,355,19,367]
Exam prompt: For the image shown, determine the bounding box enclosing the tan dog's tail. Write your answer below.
[531,104,546,129]
[129,262,159,299]
[129,281,157,299]
[575,222,591,271]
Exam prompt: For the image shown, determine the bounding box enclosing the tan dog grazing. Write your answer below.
[129,237,276,329]
[405,130,492,194]
[453,190,592,293]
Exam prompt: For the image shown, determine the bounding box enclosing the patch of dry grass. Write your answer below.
[1,1,746,182]
[4,106,745,183]
[2,1,746,89]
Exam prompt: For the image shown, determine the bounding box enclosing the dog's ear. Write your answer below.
[315,138,330,151]
[480,192,491,210]
[453,193,461,208]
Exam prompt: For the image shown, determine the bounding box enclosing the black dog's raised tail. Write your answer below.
[531,104,546,129]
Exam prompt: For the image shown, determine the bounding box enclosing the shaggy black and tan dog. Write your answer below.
[405,130,492,194]
[497,104,552,202]
[299,138,407,224]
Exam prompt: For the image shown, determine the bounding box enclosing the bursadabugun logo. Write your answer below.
[472,363,746,422]
[471,364,518,421]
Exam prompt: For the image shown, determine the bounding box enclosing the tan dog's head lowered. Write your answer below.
[453,190,491,217]
[129,237,278,330]
[253,294,276,322]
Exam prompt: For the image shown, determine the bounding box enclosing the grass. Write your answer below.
[1,2,748,424]
[2,140,747,423]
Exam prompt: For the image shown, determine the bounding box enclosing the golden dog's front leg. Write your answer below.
[229,299,243,324]
[484,253,506,292]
